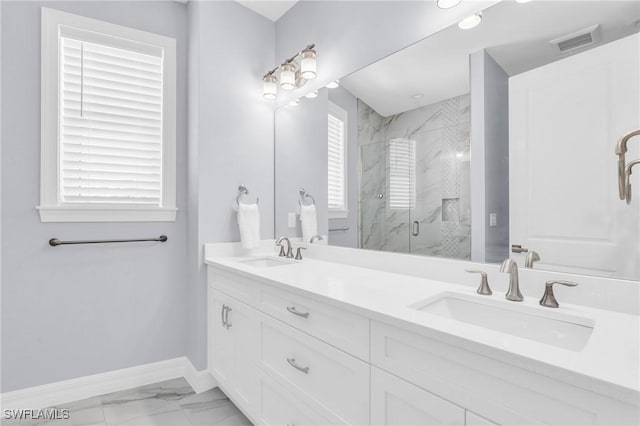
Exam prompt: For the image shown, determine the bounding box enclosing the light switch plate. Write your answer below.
[288,212,297,228]
[489,213,497,227]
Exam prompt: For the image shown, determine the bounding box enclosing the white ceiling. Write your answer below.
[234,0,299,22]
[341,1,640,118]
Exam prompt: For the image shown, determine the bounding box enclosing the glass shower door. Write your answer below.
[360,139,413,253]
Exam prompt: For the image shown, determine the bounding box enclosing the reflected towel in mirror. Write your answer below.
[237,203,260,249]
[300,204,318,243]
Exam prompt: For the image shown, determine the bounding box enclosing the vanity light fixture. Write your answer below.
[262,74,278,100]
[300,49,317,79]
[280,63,297,90]
[326,80,340,89]
[305,90,319,99]
[261,44,317,99]
[437,0,462,9]
[458,12,482,30]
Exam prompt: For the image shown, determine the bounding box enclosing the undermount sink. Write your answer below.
[411,292,594,351]
[238,257,294,268]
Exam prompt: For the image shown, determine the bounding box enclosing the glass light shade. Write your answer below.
[262,74,277,100]
[280,63,296,90]
[458,13,482,30]
[289,99,300,106]
[437,0,461,9]
[305,90,319,99]
[300,49,317,80]
[326,80,340,89]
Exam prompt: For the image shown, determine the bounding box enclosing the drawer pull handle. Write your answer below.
[221,305,227,327]
[225,307,232,330]
[286,306,309,318]
[286,357,309,374]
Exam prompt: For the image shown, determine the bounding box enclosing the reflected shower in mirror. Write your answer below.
[274,0,640,280]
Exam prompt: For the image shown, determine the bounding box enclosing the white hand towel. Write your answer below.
[237,203,261,249]
[299,204,318,243]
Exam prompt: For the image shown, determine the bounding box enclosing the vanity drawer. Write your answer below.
[258,373,339,426]
[370,321,616,426]
[259,285,369,360]
[371,366,465,426]
[208,266,259,305]
[260,315,370,425]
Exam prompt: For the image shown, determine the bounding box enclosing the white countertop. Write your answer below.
[204,247,640,406]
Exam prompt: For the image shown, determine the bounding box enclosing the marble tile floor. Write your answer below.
[2,378,253,426]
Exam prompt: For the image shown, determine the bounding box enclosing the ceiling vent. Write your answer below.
[550,24,601,54]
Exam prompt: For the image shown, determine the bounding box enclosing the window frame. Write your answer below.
[38,7,177,222]
[327,102,349,219]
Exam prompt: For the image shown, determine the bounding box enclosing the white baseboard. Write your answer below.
[183,358,217,393]
[1,357,216,409]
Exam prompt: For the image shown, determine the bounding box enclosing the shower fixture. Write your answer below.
[615,129,640,202]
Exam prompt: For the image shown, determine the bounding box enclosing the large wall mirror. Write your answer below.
[275,0,640,281]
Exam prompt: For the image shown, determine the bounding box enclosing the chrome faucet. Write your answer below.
[310,234,323,243]
[276,237,294,258]
[524,250,540,268]
[499,259,523,301]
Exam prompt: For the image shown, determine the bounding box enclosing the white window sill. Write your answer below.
[328,209,349,220]
[37,206,178,222]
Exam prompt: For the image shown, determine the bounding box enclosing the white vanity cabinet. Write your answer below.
[207,264,639,426]
[208,266,370,425]
[370,320,638,426]
[208,288,261,418]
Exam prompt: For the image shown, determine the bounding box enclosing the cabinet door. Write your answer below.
[209,290,234,388]
[227,298,260,412]
[371,366,465,426]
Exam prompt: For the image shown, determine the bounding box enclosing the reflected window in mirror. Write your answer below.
[388,138,416,210]
[328,102,348,218]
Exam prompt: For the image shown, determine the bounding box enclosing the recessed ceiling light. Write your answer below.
[458,12,482,30]
[326,80,340,89]
[305,90,319,99]
[515,0,533,3]
[411,93,424,100]
[437,0,462,9]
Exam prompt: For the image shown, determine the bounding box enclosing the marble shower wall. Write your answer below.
[359,94,471,259]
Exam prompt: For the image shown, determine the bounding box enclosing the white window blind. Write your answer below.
[59,37,163,205]
[328,105,347,212]
[389,138,416,210]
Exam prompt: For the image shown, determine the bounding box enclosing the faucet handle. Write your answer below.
[539,280,578,308]
[277,244,286,257]
[295,247,307,260]
[465,270,492,295]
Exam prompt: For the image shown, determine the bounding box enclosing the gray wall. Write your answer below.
[186,1,275,370]
[327,87,358,248]
[274,91,329,240]
[470,50,510,264]
[1,1,188,392]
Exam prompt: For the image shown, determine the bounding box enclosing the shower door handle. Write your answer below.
[412,221,419,236]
